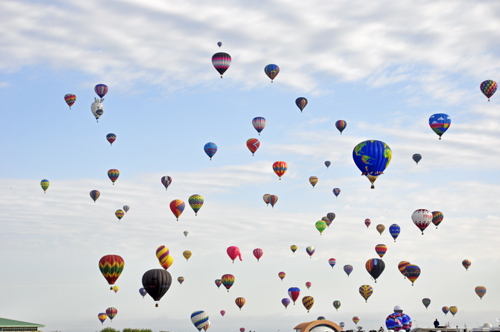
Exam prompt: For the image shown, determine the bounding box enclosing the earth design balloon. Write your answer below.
[429,113,451,140]
[353,140,392,189]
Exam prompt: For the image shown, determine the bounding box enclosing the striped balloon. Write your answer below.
[189,194,204,216]
[333,300,341,311]
[212,52,231,78]
[404,264,421,285]
[98,313,107,324]
[215,279,222,288]
[253,248,263,262]
[161,176,172,190]
[235,297,246,310]
[288,287,300,304]
[335,120,347,134]
[64,94,76,109]
[40,179,50,193]
[306,246,315,258]
[263,194,271,206]
[89,190,100,202]
[398,261,411,278]
[264,64,280,82]
[95,84,108,98]
[365,218,371,228]
[309,176,318,188]
[295,97,308,112]
[252,117,266,135]
[375,244,387,258]
[178,276,185,285]
[99,255,124,288]
[269,195,278,208]
[322,216,331,227]
[432,211,444,228]
[328,258,336,268]
[107,169,119,185]
[475,286,486,299]
[123,205,130,213]
[115,209,124,221]
[353,317,360,325]
[156,246,170,263]
[106,307,117,321]
[278,271,286,281]
[221,274,234,292]
[359,284,373,302]
[462,259,471,271]
[170,199,185,220]
[246,138,260,156]
[344,264,353,276]
[302,296,314,312]
[272,161,288,179]
[191,311,209,331]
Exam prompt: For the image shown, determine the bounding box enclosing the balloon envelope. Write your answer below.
[95,84,108,98]
[90,190,100,202]
[235,297,246,310]
[273,161,288,179]
[333,300,341,311]
[429,113,451,139]
[432,211,444,228]
[404,264,421,285]
[161,176,172,191]
[352,140,392,188]
[108,169,119,185]
[221,274,235,291]
[269,195,278,207]
[335,120,347,134]
[389,224,400,242]
[99,255,124,287]
[302,296,314,312]
[212,53,231,77]
[412,209,432,234]
[306,246,315,257]
[365,258,385,281]
[412,154,422,164]
[480,80,497,101]
[365,218,371,228]
[40,179,50,193]
[191,311,209,331]
[246,138,260,155]
[376,224,385,235]
[189,194,204,215]
[282,297,291,308]
[359,285,373,302]
[475,286,486,299]
[344,265,353,276]
[227,246,242,262]
[170,199,185,220]
[442,306,449,314]
[142,269,172,306]
[264,64,280,81]
[204,142,217,160]
[253,248,263,261]
[328,258,336,268]
[106,133,116,146]
[309,176,318,187]
[278,271,286,280]
[106,307,117,321]
[422,298,431,309]
[295,97,307,112]
[288,287,300,304]
[252,117,267,135]
[462,259,471,270]
[325,161,331,168]
[64,94,76,108]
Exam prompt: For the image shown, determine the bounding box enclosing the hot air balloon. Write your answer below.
[98,313,107,324]
[306,246,315,258]
[204,142,217,160]
[429,113,451,140]
[170,199,185,220]
[290,245,297,253]
[295,97,307,112]
[90,190,100,202]
[404,264,421,286]
[191,311,209,331]
[263,194,271,206]
[156,245,173,270]
[40,179,49,193]
[366,258,385,282]
[353,140,392,189]
[221,274,235,292]
[318,317,325,321]
[432,211,443,229]
[327,212,336,225]
[115,209,124,221]
[480,80,497,101]
[203,321,211,331]
[64,94,76,109]
[305,281,312,289]
[220,310,225,316]
[272,161,288,180]
[282,298,291,309]
[462,259,471,271]
[161,176,172,191]
[376,224,385,235]
[139,287,147,298]
[264,64,279,82]
[278,271,286,281]
[475,286,486,299]
[309,176,318,188]
[375,245,387,259]
[340,323,345,328]
[95,84,108,98]
[108,169,119,185]
[269,194,278,207]
[365,218,371,228]
[212,52,231,78]
[246,138,260,156]
[442,306,449,315]
[106,307,117,321]
[188,194,204,216]
[412,154,422,164]
[183,250,192,261]
[315,221,327,235]
[253,248,263,262]
[359,285,373,302]
[288,287,300,304]
[178,276,185,285]
[389,224,400,242]
[240,329,245,332]
[333,300,341,311]
[252,117,266,135]
[422,298,431,309]
[217,41,222,47]
[142,269,172,307]
[398,261,410,278]
[302,296,314,312]
[335,120,347,134]
[227,246,242,263]
[449,306,458,317]
[325,161,331,168]
[412,209,432,234]
[322,216,331,227]
[353,317,360,325]
[344,265,353,276]
[235,297,246,310]
[106,133,116,146]
[215,279,222,288]
[183,231,189,237]
[123,205,129,213]
[328,258,336,268]
[113,285,119,293]
[99,255,124,289]
[333,188,341,197]
[91,97,104,122]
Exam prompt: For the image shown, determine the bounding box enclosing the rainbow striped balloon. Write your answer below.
[99,255,124,288]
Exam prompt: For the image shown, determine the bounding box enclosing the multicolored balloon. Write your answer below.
[295,97,308,112]
[375,244,387,259]
[359,285,373,302]
[227,246,242,263]
[99,255,124,289]
[412,154,422,164]
[344,265,353,276]
[264,64,280,82]
[333,300,341,311]
[212,52,231,78]
[306,246,315,258]
[115,209,124,221]
[235,297,246,310]
[353,317,360,325]
[327,212,336,224]
[432,211,443,229]
[398,261,410,278]
[64,94,76,109]
[156,245,172,270]
[123,205,129,213]
[269,194,278,207]
[98,313,107,324]
[422,298,431,309]
[108,169,119,185]
[328,258,336,268]
[204,142,217,160]
[325,161,331,168]
[178,276,185,284]
[106,307,117,321]
[272,161,288,180]
[90,190,100,202]
[318,317,325,321]
[309,176,318,188]
[203,321,211,331]
[404,264,421,286]
[282,297,291,309]
[333,188,341,197]
[278,271,286,281]
[221,274,235,292]
[442,306,449,315]
[315,221,327,235]
[366,258,385,282]
[429,113,451,140]
[246,138,260,156]
[170,199,185,221]
[376,224,385,235]
[412,209,432,235]
[40,179,49,193]
[389,224,400,242]
[475,286,486,299]
[480,80,497,101]
[106,133,116,146]
[161,176,172,191]
[191,311,209,331]
[302,296,314,312]
[462,259,471,271]
[353,140,392,189]
[252,117,266,135]
[305,281,312,289]
[262,194,271,206]
[95,84,108,98]
[183,231,189,237]
[288,287,300,304]
[253,248,263,262]
[290,245,297,253]
[335,120,347,134]
[188,194,204,216]
[340,322,345,328]
[215,279,222,288]
[365,218,371,228]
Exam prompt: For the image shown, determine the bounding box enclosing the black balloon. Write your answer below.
[412,154,422,164]
[366,258,385,282]
[142,269,172,306]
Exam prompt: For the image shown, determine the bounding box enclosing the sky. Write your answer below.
[1,0,500,332]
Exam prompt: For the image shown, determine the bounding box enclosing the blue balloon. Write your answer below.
[204,142,217,160]
[139,288,147,298]
[353,140,392,189]
[340,323,345,328]
[217,41,222,47]
[389,224,401,242]
[325,161,331,168]
[429,113,451,140]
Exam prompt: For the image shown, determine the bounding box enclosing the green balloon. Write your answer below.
[315,221,327,235]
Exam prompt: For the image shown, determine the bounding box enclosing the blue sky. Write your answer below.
[1,1,500,332]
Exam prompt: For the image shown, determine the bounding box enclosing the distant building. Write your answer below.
[0,317,45,331]
[295,320,343,332]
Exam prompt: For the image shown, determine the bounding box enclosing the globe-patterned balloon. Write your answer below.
[480,80,497,101]
[353,140,392,188]
[429,113,451,140]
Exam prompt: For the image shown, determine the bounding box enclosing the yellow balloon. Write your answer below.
[112,286,119,293]
[290,245,297,253]
[183,250,192,261]
[160,254,173,270]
